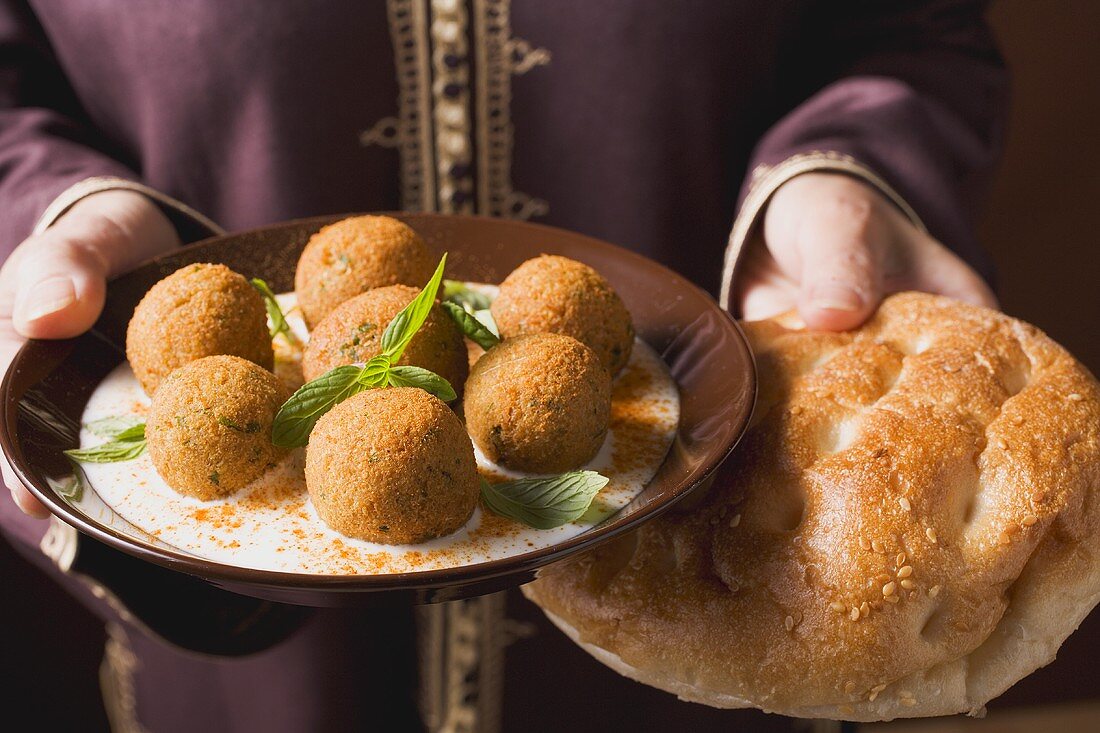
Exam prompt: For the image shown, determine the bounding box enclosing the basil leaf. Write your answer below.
[442,280,493,311]
[380,254,447,361]
[49,464,84,502]
[85,415,143,438]
[441,301,500,351]
[113,423,146,442]
[65,437,146,463]
[480,471,609,529]
[386,365,457,402]
[66,420,147,463]
[272,365,368,447]
[358,355,393,388]
[251,277,298,345]
[473,309,499,337]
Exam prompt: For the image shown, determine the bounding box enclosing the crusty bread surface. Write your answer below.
[525,292,1100,721]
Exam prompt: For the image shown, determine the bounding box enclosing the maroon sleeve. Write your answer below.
[0,0,139,257]
[744,0,1008,278]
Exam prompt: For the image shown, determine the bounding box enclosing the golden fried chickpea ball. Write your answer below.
[464,333,612,473]
[491,255,634,376]
[126,263,274,395]
[146,355,289,500]
[306,388,480,544]
[302,285,468,396]
[294,215,438,328]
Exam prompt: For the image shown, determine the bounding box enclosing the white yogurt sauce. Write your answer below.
[72,290,679,575]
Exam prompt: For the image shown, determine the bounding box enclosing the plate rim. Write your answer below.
[1,212,757,594]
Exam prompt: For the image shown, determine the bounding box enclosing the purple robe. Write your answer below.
[0,1,1006,730]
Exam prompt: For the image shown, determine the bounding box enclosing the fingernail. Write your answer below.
[17,276,76,323]
[809,285,863,313]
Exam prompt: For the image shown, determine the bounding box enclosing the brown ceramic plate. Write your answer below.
[1,214,755,606]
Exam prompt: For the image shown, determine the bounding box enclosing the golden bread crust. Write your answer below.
[525,292,1100,720]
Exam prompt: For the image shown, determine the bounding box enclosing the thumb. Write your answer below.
[10,231,109,339]
[791,203,885,332]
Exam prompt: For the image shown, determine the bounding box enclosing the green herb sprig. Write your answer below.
[65,420,147,463]
[442,280,493,312]
[251,277,299,346]
[272,255,454,448]
[442,301,499,351]
[480,470,609,529]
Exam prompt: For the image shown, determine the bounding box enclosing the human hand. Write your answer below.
[1,190,180,517]
[736,172,997,330]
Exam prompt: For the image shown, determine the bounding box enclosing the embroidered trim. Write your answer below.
[359,117,404,148]
[99,623,149,733]
[418,594,506,733]
[718,151,927,311]
[472,0,548,219]
[386,0,436,211]
[430,0,475,214]
[32,176,224,239]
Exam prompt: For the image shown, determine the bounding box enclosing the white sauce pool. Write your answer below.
[72,290,679,575]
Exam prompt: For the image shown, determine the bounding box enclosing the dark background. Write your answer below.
[3,1,1098,731]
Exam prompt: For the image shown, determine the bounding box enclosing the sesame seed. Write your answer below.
[883,582,897,597]
[844,681,856,694]
[897,565,913,578]
[901,697,916,707]
[899,497,912,512]
[925,527,938,543]
[900,579,916,590]
[997,438,1008,450]
[1068,393,1083,401]
[790,405,804,414]
[999,531,1012,545]
[830,601,846,613]
[728,580,740,592]
[884,594,900,604]
[1022,515,1038,527]
[729,513,741,528]
[859,535,871,551]
[871,539,885,554]
[929,584,942,598]
[860,601,870,617]
[785,615,794,631]
[896,552,907,567]
[850,606,861,621]
[956,621,970,632]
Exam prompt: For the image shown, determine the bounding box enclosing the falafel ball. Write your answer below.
[491,255,634,376]
[302,285,468,394]
[146,355,289,500]
[295,215,438,328]
[464,332,612,473]
[306,387,480,544]
[126,263,274,395]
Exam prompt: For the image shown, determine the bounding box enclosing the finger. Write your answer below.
[5,477,50,519]
[10,231,109,339]
[897,235,999,310]
[789,197,885,332]
[735,233,801,321]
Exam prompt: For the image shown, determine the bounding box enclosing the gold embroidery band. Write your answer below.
[32,176,224,239]
[718,151,926,312]
[431,0,474,214]
[386,0,436,212]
